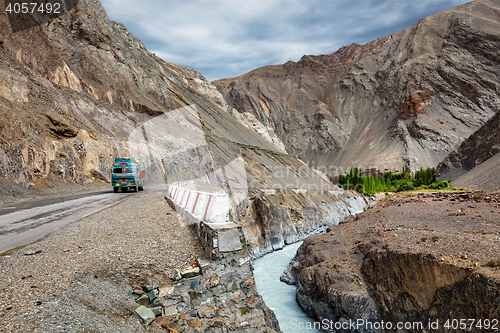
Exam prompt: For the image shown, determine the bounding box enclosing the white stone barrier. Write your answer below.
[167,185,229,223]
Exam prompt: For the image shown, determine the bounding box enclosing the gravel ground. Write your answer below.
[0,191,204,332]
[368,192,500,273]
[325,191,500,278]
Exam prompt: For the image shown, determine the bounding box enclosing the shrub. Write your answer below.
[340,165,441,195]
[415,167,437,186]
[396,183,413,192]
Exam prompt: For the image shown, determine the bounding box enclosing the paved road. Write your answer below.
[0,184,168,253]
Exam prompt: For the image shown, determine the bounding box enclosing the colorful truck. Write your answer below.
[111,158,145,193]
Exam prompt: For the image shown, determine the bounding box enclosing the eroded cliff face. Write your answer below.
[215,0,500,174]
[234,188,368,258]
[281,193,500,332]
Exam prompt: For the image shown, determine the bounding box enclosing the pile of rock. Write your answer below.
[126,222,280,332]
[376,191,500,208]
[444,192,500,203]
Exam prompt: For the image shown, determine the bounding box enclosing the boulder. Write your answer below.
[135,306,156,325]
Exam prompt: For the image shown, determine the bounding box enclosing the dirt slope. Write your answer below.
[437,106,500,176]
[452,152,500,191]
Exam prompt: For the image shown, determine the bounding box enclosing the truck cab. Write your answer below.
[111,158,145,193]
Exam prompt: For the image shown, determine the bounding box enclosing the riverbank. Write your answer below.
[282,191,500,332]
[0,191,278,332]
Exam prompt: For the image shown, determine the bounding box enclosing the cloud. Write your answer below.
[101,0,470,81]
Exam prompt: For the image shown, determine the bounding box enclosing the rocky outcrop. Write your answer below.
[400,91,431,119]
[236,189,368,258]
[227,108,287,153]
[215,0,500,174]
[281,192,500,332]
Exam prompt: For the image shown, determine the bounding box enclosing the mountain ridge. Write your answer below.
[0,0,287,189]
[214,0,500,176]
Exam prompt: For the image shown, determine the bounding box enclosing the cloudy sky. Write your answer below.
[100,0,470,81]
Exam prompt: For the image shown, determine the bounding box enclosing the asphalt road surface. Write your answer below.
[0,184,168,253]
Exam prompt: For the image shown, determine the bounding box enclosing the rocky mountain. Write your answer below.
[0,0,296,189]
[214,0,500,175]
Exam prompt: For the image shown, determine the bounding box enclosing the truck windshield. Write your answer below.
[112,167,123,174]
[125,167,135,174]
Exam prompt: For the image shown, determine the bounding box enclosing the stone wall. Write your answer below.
[128,216,281,332]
